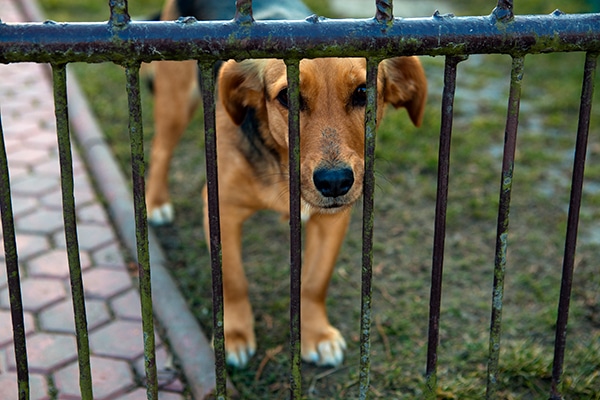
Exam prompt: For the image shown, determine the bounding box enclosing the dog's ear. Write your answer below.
[380,57,427,127]
[218,60,266,125]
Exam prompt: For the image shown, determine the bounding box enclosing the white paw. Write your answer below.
[302,332,347,367]
[147,203,174,225]
[225,343,256,368]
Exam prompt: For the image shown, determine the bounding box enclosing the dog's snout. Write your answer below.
[313,167,354,198]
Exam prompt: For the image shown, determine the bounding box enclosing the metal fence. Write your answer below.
[1,0,599,399]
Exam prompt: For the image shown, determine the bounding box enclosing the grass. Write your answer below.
[36,0,600,398]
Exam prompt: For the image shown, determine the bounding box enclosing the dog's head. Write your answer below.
[218,57,427,216]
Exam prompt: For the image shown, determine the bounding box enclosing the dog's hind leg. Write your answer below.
[300,210,351,366]
[146,59,199,224]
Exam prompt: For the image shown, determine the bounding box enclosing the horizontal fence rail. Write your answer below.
[1,12,600,63]
[0,0,598,399]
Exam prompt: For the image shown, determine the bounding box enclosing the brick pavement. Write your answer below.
[0,1,189,398]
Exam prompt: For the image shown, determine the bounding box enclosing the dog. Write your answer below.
[145,0,427,368]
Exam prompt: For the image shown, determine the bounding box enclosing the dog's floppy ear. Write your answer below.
[218,60,266,125]
[380,57,427,127]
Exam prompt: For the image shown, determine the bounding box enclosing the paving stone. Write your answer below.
[6,332,77,374]
[83,268,132,299]
[53,224,115,252]
[0,278,66,313]
[0,309,35,347]
[39,298,111,334]
[77,203,110,225]
[16,208,64,235]
[90,320,157,361]
[28,249,92,279]
[0,265,5,289]
[0,233,51,262]
[11,195,38,218]
[0,372,48,400]
[10,175,59,197]
[91,242,127,268]
[6,148,50,168]
[134,346,185,394]
[111,289,142,321]
[54,356,135,400]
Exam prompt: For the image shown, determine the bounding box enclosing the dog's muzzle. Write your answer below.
[313,167,354,198]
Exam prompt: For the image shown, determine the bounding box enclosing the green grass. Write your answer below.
[37,0,600,398]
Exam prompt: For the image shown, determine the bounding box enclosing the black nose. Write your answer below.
[313,167,354,198]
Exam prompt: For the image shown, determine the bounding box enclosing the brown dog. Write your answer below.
[145,0,427,368]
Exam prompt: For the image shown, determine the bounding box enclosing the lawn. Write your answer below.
[37,0,600,398]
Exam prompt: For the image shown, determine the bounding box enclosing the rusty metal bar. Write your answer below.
[286,58,302,400]
[198,61,227,399]
[124,64,158,400]
[234,0,254,24]
[550,51,598,400]
[358,57,380,399]
[486,56,525,398]
[108,0,131,28]
[1,12,600,64]
[425,55,466,398]
[493,0,514,21]
[51,63,93,400]
[375,0,393,24]
[0,110,28,400]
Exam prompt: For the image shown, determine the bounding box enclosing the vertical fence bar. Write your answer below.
[425,55,465,398]
[358,57,379,400]
[0,111,29,400]
[375,0,393,24]
[198,61,228,399]
[486,56,525,399]
[124,64,158,400]
[286,59,303,400]
[234,0,254,24]
[51,63,93,400]
[550,51,598,400]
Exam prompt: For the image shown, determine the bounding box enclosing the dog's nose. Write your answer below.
[313,167,354,198]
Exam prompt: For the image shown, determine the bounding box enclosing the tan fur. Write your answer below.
[146,14,427,366]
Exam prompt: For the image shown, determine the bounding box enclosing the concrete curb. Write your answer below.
[16,1,221,398]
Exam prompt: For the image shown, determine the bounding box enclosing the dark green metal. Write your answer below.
[550,52,598,400]
[358,57,380,400]
[124,65,158,400]
[1,12,600,64]
[198,61,227,400]
[286,59,302,400]
[51,63,93,400]
[425,54,467,399]
[0,108,29,400]
[486,56,525,399]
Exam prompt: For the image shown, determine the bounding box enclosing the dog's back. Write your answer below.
[173,0,312,21]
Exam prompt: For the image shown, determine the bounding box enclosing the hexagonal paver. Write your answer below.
[134,346,184,393]
[16,208,64,235]
[39,298,111,334]
[91,242,126,268]
[90,320,156,361]
[0,372,48,400]
[11,195,38,218]
[53,225,115,252]
[0,309,35,347]
[83,268,132,299]
[54,356,135,399]
[0,278,66,313]
[0,233,50,262]
[111,290,142,321]
[77,203,110,225]
[6,332,77,374]
[10,175,59,197]
[7,148,50,168]
[28,249,91,279]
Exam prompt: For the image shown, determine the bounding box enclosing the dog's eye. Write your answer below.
[351,84,367,107]
[276,88,307,111]
[276,88,289,108]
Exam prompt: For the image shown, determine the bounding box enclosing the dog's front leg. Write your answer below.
[301,210,351,366]
[203,192,256,368]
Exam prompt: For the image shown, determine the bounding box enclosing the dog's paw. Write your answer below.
[224,333,257,368]
[301,326,347,367]
[147,203,174,225]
